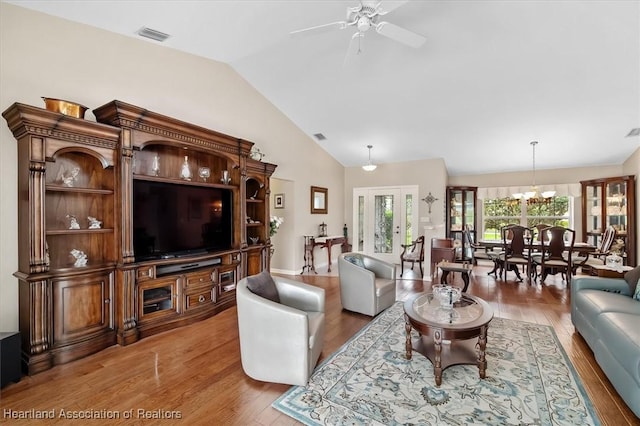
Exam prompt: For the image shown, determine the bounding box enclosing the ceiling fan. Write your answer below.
[290,1,426,56]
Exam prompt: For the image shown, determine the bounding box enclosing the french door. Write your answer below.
[353,186,418,264]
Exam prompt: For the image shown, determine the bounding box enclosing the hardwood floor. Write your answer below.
[1,264,638,425]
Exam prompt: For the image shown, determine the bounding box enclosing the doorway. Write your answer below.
[352,186,418,264]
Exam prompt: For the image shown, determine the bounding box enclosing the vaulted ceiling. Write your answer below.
[6,0,640,175]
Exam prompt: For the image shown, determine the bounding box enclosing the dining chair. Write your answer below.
[463,225,502,274]
[571,225,616,273]
[499,225,534,282]
[538,226,575,285]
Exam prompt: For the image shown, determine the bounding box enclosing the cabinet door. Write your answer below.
[52,271,114,346]
[217,265,238,302]
[584,182,603,242]
[138,277,180,322]
[245,247,265,276]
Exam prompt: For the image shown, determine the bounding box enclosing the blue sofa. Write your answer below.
[571,272,640,418]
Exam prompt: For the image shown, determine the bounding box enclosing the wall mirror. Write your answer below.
[310,186,328,214]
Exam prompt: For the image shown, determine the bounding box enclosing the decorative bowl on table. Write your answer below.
[433,285,462,308]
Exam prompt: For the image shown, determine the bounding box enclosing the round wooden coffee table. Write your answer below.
[404,292,494,386]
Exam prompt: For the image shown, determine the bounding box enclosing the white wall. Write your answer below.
[0,3,344,331]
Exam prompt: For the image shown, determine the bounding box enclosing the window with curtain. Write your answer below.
[482,196,572,240]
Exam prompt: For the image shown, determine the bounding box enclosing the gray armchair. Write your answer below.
[338,253,396,317]
[236,274,325,386]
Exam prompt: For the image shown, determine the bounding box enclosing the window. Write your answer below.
[482,196,571,240]
[405,194,413,245]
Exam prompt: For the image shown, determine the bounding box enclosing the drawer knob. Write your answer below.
[198,295,205,303]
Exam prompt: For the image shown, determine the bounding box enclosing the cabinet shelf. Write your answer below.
[143,295,172,306]
[246,222,262,227]
[46,228,114,236]
[246,199,264,203]
[46,185,113,195]
[133,174,234,189]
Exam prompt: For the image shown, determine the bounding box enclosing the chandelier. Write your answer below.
[512,141,556,205]
[362,144,377,171]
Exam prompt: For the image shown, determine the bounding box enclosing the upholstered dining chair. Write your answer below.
[537,226,575,285]
[572,225,617,273]
[499,225,534,282]
[463,225,501,266]
[236,272,325,386]
[400,235,425,277]
[430,238,456,280]
[338,253,396,317]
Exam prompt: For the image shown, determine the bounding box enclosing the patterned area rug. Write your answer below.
[273,302,600,425]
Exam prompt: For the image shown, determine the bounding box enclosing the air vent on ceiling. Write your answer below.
[313,133,326,141]
[626,128,640,137]
[136,27,170,42]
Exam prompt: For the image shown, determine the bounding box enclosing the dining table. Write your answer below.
[476,239,596,279]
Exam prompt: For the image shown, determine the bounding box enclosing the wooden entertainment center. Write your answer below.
[3,100,277,375]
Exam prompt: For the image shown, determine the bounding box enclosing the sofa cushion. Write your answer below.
[624,265,640,295]
[374,277,396,297]
[574,290,640,319]
[596,312,640,386]
[246,270,280,303]
[634,278,640,301]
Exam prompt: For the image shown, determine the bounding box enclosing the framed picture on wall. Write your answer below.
[274,193,284,209]
[311,186,328,214]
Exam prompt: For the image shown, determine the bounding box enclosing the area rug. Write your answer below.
[272,301,600,425]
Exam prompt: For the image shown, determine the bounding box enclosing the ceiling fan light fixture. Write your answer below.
[362,144,377,171]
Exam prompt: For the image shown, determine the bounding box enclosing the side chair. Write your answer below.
[400,236,425,277]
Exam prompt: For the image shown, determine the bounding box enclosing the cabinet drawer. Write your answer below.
[185,287,215,310]
[137,266,155,281]
[186,269,214,288]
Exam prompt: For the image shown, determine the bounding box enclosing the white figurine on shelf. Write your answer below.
[61,167,80,187]
[70,249,88,267]
[87,216,102,229]
[66,214,80,229]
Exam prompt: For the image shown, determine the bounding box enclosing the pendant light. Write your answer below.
[362,144,377,171]
[512,141,556,204]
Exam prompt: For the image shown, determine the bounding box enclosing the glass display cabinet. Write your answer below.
[581,175,636,266]
[446,186,477,261]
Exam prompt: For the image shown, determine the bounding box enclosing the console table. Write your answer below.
[300,235,349,273]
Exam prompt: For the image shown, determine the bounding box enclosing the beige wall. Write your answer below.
[345,157,449,236]
[0,4,344,330]
[448,165,624,188]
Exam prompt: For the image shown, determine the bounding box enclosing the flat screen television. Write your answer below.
[132,179,233,261]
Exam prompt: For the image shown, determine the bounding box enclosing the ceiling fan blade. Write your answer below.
[376,0,410,16]
[343,32,365,66]
[290,21,349,37]
[375,21,426,48]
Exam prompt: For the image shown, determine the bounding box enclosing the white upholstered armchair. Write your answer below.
[338,253,396,317]
[236,273,325,386]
